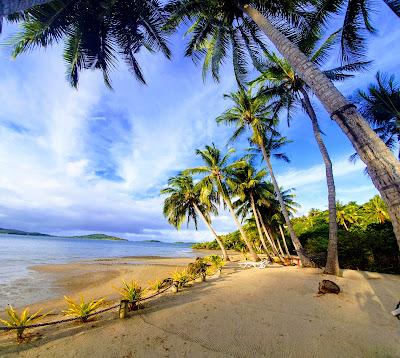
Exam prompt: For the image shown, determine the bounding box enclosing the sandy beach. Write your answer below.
[1,254,399,358]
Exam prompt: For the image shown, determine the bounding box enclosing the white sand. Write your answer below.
[1,261,399,357]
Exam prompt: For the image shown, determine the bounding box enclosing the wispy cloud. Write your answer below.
[276,156,366,189]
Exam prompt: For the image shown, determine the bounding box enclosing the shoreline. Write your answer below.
[6,251,241,313]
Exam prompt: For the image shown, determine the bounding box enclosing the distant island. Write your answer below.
[0,228,51,236]
[0,228,127,241]
[69,234,127,241]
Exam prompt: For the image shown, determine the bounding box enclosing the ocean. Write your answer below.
[0,234,197,308]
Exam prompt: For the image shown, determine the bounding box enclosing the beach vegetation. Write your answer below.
[117,280,144,309]
[172,269,192,288]
[187,258,209,279]
[0,306,49,341]
[193,195,399,274]
[63,296,105,322]
[148,279,167,293]
[204,255,225,273]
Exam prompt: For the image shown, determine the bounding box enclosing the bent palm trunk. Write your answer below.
[258,209,285,262]
[301,88,340,276]
[193,203,229,261]
[279,224,291,259]
[225,198,260,261]
[216,178,260,261]
[259,143,313,266]
[244,5,400,251]
[250,193,270,254]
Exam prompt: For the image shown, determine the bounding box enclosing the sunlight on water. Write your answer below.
[0,234,196,308]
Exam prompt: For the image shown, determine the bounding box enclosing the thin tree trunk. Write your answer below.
[193,203,230,261]
[275,234,286,260]
[250,193,269,254]
[300,88,340,276]
[225,198,260,261]
[0,0,50,15]
[259,142,314,266]
[271,228,285,259]
[244,5,400,251]
[279,224,291,259]
[217,178,260,261]
[258,209,285,262]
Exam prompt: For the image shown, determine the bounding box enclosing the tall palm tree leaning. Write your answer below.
[217,88,313,265]
[228,163,271,256]
[161,174,230,261]
[6,0,171,88]
[166,0,400,249]
[184,144,260,261]
[250,31,369,275]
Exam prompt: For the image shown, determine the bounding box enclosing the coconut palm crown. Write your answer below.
[161,174,217,230]
[7,0,171,88]
[354,72,400,159]
[184,143,260,261]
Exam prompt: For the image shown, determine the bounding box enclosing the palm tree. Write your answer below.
[250,31,368,275]
[217,88,313,265]
[354,72,400,159]
[184,144,260,261]
[257,182,300,261]
[7,0,171,88]
[363,195,390,224]
[335,201,361,230]
[161,174,230,260]
[167,0,400,246]
[308,0,400,62]
[228,163,271,255]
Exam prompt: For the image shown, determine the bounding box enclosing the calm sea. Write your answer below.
[0,234,196,308]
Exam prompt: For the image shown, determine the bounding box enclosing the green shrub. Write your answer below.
[172,269,191,287]
[0,306,50,341]
[63,296,105,322]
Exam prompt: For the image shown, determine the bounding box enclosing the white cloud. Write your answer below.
[277,156,366,189]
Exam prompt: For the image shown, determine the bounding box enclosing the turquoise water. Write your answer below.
[0,234,196,308]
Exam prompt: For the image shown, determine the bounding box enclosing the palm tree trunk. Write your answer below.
[0,0,50,15]
[300,88,340,276]
[258,142,314,266]
[249,193,269,254]
[193,203,230,261]
[257,209,285,262]
[217,178,260,261]
[243,4,400,251]
[279,224,291,259]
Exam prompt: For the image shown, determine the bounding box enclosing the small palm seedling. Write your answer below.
[63,296,105,322]
[0,306,49,341]
[148,278,166,292]
[117,280,144,310]
[187,258,209,281]
[172,269,191,288]
[204,255,225,274]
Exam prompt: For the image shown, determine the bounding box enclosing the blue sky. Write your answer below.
[0,7,399,242]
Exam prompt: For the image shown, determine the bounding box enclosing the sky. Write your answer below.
[0,6,399,242]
